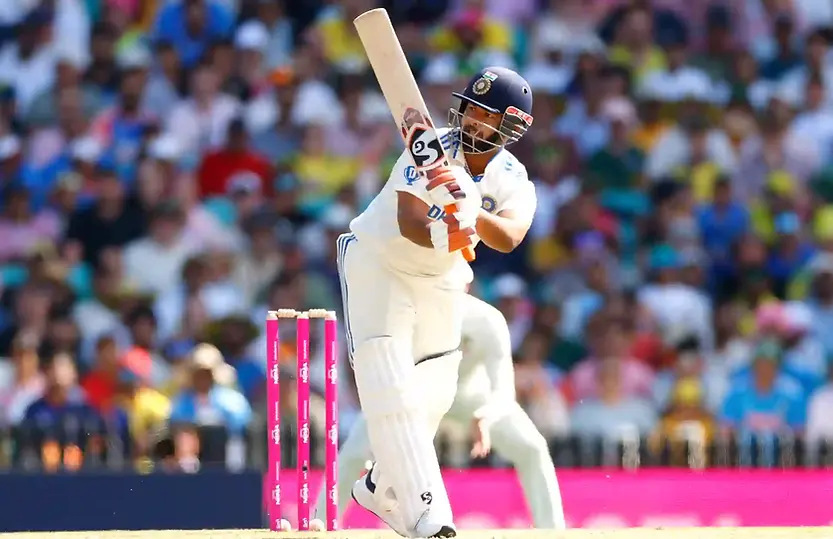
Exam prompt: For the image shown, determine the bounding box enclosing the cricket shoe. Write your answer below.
[414,510,457,539]
[352,464,410,538]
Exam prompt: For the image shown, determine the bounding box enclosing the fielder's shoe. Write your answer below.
[352,464,410,537]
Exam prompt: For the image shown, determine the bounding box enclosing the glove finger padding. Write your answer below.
[448,227,478,252]
[426,166,478,210]
[425,168,457,191]
[429,219,450,253]
[444,209,477,231]
[429,218,478,254]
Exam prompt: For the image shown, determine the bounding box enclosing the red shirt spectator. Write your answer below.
[197,117,273,198]
[81,337,120,412]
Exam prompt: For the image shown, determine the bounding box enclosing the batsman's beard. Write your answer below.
[461,127,502,154]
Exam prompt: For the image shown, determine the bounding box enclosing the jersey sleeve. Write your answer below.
[390,149,435,206]
[498,168,537,227]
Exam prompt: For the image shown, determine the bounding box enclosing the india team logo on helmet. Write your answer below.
[472,78,491,95]
[472,70,498,95]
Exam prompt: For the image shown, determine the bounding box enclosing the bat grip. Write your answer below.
[444,204,476,262]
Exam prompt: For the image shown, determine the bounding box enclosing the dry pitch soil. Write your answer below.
[4,528,832,539]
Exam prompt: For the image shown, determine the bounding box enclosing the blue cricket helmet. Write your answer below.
[448,66,534,154]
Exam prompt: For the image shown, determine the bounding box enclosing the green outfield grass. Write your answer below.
[5,528,832,539]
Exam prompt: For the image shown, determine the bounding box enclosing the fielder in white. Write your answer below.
[313,294,566,529]
[335,66,537,537]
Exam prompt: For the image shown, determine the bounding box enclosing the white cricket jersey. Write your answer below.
[349,128,537,287]
[458,294,516,422]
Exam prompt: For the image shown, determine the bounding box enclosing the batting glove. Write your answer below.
[429,210,479,255]
[425,166,478,210]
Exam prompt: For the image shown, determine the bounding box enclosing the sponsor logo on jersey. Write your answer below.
[404,165,418,185]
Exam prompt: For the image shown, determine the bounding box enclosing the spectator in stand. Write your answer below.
[197,117,272,198]
[0,185,62,263]
[65,163,146,266]
[80,335,122,413]
[570,355,658,439]
[569,320,655,402]
[169,343,250,435]
[152,0,234,69]
[123,200,197,296]
[0,8,57,117]
[651,377,716,465]
[22,351,98,428]
[0,281,53,356]
[806,356,833,453]
[0,133,23,190]
[721,340,806,436]
[653,336,728,415]
[166,59,240,158]
[514,331,570,438]
[0,331,45,427]
[116,356,170,460]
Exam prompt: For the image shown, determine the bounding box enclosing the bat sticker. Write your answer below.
[402,108,445,171]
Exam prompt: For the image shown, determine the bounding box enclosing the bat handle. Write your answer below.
[444,204,476,262]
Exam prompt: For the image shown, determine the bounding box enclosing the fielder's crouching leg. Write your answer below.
[415,349,463,437]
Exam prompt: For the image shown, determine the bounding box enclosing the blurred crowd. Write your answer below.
[2,0,833,471]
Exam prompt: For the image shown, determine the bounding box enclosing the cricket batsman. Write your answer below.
[335,66,536,537]
[312,293,566,533]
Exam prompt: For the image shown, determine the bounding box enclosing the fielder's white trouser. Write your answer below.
[336,233,464,529]
[314,375,567,529]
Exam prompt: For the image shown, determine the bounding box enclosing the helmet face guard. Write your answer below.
[448,99,533,154]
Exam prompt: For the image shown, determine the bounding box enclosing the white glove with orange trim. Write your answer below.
[426,166,481,255]
[425,165,480,211]
[429,208,479,255]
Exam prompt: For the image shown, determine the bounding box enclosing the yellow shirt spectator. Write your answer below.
[632,121,671,153]
[787,205,833,299]
[738,295,779,336]
[293,154,361,205]
[608,45,666,84]
[314,7,368,67]
[293,124,361,210]
[124,387,171,441]
[530,236,572,274]
[689,162,721,203]
[430,16,512,55]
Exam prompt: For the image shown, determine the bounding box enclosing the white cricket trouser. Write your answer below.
[314,378,567,529]
[336,233,466,363]
[336,233,464,528]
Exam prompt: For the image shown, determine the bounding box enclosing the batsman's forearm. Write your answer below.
[399,219,434,248]
[397,191,434,248]
[476,210,527,253]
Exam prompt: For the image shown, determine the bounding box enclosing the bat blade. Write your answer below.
[354,8,475,262]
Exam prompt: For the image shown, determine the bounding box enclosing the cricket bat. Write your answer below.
[353,8,476,262]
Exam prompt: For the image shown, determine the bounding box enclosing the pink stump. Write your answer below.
[265,312,281,531]
[295,314,311,531]
[324,313,339,531]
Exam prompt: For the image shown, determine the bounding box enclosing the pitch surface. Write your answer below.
[6,528,832,539]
